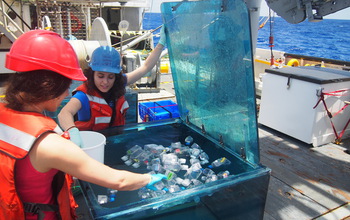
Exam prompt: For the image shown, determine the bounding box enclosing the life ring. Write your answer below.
[70,14,82,32]
[287,59,299,67]
[63,13,82,33]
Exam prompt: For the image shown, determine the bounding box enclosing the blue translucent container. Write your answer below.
[78,0,271,219]
[139,100,180,121]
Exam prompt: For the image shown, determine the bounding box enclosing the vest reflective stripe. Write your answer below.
[87,95,107,105]
[95,116,111,124]
[88,95,112,124]
[120,100,129,113]
[89,94,112,125]
[53,125,63,134]
[0,123,36,152]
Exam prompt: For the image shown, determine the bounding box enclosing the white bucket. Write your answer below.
[80,131,106,164]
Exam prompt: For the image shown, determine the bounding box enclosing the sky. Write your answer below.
[149,0,350,20]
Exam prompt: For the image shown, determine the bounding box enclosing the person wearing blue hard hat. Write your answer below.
[58,26,167,147]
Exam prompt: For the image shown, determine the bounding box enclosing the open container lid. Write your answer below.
[161,0,259,165]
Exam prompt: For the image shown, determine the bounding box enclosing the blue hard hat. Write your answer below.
[89,46,121,74]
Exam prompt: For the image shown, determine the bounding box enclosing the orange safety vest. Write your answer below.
[74,84,129,131]
[0,103,78,220]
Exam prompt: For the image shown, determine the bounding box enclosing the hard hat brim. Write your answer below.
[89,64,121,74]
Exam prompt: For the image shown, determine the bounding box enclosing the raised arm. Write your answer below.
[126,26,167,85]
[126,44,165,85]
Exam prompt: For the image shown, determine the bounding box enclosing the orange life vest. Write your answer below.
[0,103,78,220]
[74,84,129,131]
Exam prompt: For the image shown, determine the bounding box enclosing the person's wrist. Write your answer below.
[66,125,77,131]
[147,174,153,184]
[156,43,164,49]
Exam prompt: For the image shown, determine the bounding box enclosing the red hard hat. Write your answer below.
[5,30,86,81]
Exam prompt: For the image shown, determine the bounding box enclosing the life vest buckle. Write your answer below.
[24,202,40,214]
[23,202,58,220]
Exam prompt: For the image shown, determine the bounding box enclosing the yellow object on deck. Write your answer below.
[287,59,300,67]
[160,63,169,73]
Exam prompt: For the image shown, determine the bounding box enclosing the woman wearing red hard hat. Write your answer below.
[0,30,166,220]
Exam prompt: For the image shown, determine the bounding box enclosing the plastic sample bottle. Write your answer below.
[209,157,231,168]
[171,142,182,149]
[97,195,108,204]
[190,143,201,149]
[168,185,181,193]
[191,179,203,186]
[199,152,209,161]
[150,189,167,198]
[124,159,133,166]
[184,136,194,146]
[202,168,215,176]
[150,158,162,172]
[218,170,230,179]
[181,179,191,187]
[107,189,118,202]
[205,175,218,183]
[138,187,151,199]
[165,170,177,181]
[191,148,201,158]
[127,145,142,155]
[153,180,166,191]
[185,162,202,179]
[121,155,129,161]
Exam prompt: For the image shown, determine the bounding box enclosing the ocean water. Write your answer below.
[143,13,350,62]
[257,17,350,62]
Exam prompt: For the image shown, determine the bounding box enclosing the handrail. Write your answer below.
[0,3,24,35]
[2,0,31,29]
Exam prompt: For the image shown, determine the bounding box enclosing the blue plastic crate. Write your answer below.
[139,100,180,121]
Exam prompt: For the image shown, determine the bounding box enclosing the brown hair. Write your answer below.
[5,70,72,111]
[83,67,126,99]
